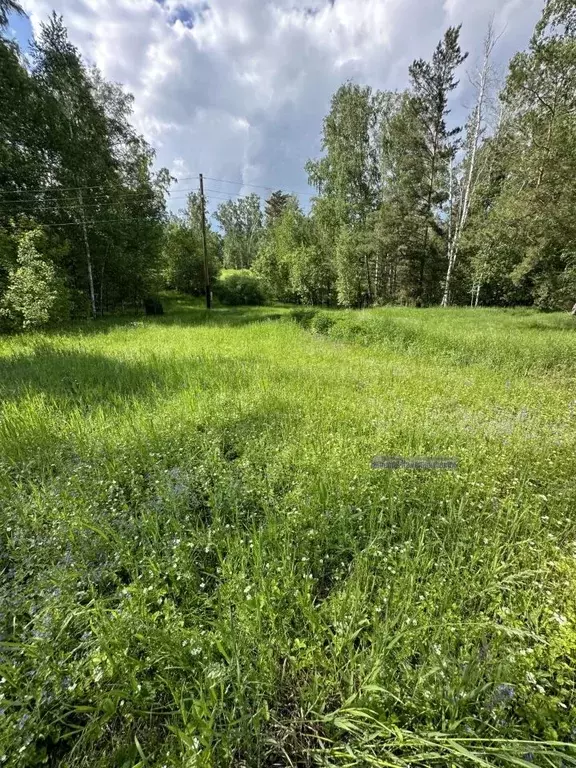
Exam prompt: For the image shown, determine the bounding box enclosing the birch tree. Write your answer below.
[442,22,500,306]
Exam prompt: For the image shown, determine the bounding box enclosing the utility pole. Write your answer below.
[68,119,96,318]
[199,173,211,309]
[77,187,97,317]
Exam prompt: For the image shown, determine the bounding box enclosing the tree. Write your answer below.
[379,92,432,304]
[254,198,299,301]
[407,26,468,303]
[254,198,335,305]
[265,190,291,226]
[214,194,263,269]
[306,82,384,305]
[0,15,170,316]
[466,0,576,309]
[0,228,69,329]
[0,31,48,216]
[162,220,218,295]
[162,193,220,295]
[442,22,500,306]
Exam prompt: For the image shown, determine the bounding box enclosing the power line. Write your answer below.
[0,180,157,198]
[1,173,317,198]
[177,175,316,198]
[1,174,317,205]
[9,215,165,230]
[0,190,205,213]
[202,188,262,201]
[0,187,170,207]
[0,193,168,211]
[203,176,316,197]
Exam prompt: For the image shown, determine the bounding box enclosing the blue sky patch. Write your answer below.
[7,9,33,51]
[164,2,210,29]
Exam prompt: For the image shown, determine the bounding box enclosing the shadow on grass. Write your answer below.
[523,320,576,332]
[0,346,187,408]
[32,301,289,338]
[152,307,286,329]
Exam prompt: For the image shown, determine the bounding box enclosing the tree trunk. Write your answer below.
[77,188,97,317]
[442,22,497,307]
[441,155,455,307]
[364,252,373,304]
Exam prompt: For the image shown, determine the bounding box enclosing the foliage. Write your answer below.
[214,269,267,305]
[265,190,292,225]
[458,3,576,309]
[0,14,168,321]
[162,196,220,296]
[303,32,467,308]
[213,194,263,269]
[286,7,576,310]
[0,229,69,329]
[255,200,335,304]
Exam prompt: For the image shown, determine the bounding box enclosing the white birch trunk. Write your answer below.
[442,22,498,307]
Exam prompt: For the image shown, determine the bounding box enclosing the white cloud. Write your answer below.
[20,0,543,212]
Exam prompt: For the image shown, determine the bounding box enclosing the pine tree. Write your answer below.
[407,27,468,303]
[265,191,291,226]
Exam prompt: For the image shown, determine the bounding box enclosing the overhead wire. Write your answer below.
[0,174,317,202]
[0,174,318,229]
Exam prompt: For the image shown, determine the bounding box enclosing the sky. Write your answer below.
[10,0,544,214]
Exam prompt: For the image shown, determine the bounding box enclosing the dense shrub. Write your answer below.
[289,307,318,328]
[162,221,220,296]
[215,270,267,306]
[309,310,336,335]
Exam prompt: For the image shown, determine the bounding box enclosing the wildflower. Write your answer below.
[492,683,515,705]
[552,612,568,625]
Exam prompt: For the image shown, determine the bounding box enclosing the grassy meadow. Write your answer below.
[1,296,576,767]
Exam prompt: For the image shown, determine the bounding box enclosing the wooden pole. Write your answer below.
[199,173,211,309]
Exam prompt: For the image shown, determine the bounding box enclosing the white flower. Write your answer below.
[552,612,568,625]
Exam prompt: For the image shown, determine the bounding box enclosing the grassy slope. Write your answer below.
[1,297,576,767]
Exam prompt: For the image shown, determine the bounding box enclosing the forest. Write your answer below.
[2,0,576,328]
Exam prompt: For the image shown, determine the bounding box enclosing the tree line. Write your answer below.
[168,0,575,312]
[2,0,576,328]
[0,2,169,328]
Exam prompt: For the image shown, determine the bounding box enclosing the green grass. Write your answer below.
[1,295,576,767]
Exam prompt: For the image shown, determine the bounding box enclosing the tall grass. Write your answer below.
[1,299,575,767]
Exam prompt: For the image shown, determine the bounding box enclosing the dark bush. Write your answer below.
[290,308,318,328]
[144,297,164,315]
